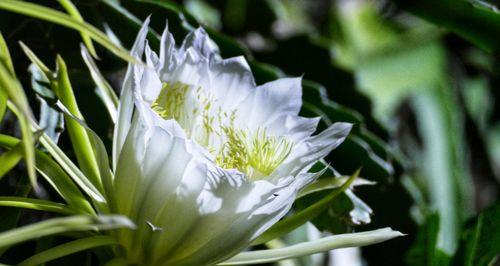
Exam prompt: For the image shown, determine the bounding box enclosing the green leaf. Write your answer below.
[0,31,14,74]
[405,213,451,266]
[0,90,5,122]
[34,109,106,203]
[298,175,375,199]
[0,35,37,192]
[0,215,134,250]
[53,55,102,191]
[0,197,76,215]
[0,141,24,180]
[355,41,445,123]
[0,134,94,214]
[185,0,221,30]
[253,169,359,245]
[104,258,129,266]
[292,165,373,234]
[391,0,500,52]
[54,101,116,213]
[80,45,118,123]
[4,103,37,191]
[301,81,396,181]
[99,0,161,49]
[19,45,106,202]
[57,0,98,58]
[19,236,117,266]
[412,86,473,254]
[220,228,403,265]
[0,0,137,63]
[454,203,500,266]
[0,33,10,123]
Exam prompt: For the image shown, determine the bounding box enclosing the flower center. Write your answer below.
[151,82,293,180]
[151,82,190,126]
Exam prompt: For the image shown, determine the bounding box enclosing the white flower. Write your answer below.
[111,19,356,266]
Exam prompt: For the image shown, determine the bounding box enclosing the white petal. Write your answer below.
[111,20,360,266]
[113,114,149,217]
[129,131,205,260]
[237,77,303,130]
[174,50,210,85]
[275,122,352,177]
[158,21,177,74]
[145,41,159,69]
[206,56,255,111]
[180,27,220,59]
[154,171,298,266]
[135,55,162,104]
[264,115,320,143]
[113,17,150,170]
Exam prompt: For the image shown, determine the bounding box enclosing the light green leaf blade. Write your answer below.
[19,236,117,266]
[405,213,450,266]
[54,100,116,213]
[17,45,105,202]
[458,203,500,266]
[36,127,105,203]
[220,228,404,265]
[24,49,103,193]
[80,45,118,123]
[0,134,94,214]
[0,141,24,180]
[0,33,11,122]
[0,90,6,122]
[391,0,500,52]
[0,197,76,215]
[412,87,472,254]
[6,103,37,192]
[0,31,14,74]
[0,215,134,249]
[57,0,98,58]
[53,55,102,191]
[0,35,37,192]
[298,175,375,199]
[19,42,51,76]
[0,0,136,63]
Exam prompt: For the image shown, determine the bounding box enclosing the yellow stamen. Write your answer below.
[151,82,189,122]
[151,82,293,180]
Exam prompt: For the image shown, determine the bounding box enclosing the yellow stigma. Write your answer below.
[151,82,293,180]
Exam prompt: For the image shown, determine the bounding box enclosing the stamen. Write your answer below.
[247,128,293,179]
[215,126,249,173]
[151,82,189,122]
[151,82,293,181]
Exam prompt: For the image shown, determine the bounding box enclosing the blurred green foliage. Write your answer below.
[0,0,499,265]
